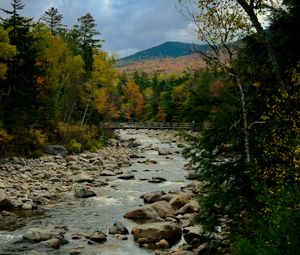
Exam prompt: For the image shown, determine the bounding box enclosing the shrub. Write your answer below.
[0,128,14,155]
[56,123,107,152]
[31,150,44,158]
[67,139,82,153]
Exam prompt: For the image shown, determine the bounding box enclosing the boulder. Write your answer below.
[177,200,199,215]
[131,222,181,244]
[68,172,93,183]
[117,171,135,180]
[152,201,176,218]
[107,139,121,147]
[74,188,96,198]
[44,145,68,156]
[41,238,61,249]
[87,230,107,243]
[142,190,166,203]
[124,204,160,220]
[183,226,205,245]
[169,192,194,210]
[109,222,129,235]
[23,228,54,242]
[0,190,13,209]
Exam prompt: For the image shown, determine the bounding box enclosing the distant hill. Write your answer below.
[118,41,210,64]
[117,54,207,75]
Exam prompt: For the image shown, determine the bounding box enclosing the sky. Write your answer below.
[0,0,198,57]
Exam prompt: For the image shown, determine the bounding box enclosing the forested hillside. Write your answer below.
[118,41,210,62]
[0,0,299,254]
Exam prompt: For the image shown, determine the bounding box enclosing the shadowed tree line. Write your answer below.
[178,0,299,254]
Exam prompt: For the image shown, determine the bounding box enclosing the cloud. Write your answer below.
[0,0,198,57]
[116,48,139,58]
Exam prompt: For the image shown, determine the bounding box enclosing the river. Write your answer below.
[0,129,190,255]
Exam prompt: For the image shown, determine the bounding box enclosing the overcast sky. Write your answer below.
[0,0,198,57]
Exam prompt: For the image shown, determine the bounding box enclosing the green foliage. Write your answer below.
[234,186,300,255]
[0,1,116,156]
[56,123,105,153]
[67,139,82,153]
[31,150,44,158]
[76,13,103,74]
[40,7,66,35]
[0,26,17,79]
[180,0,300,253]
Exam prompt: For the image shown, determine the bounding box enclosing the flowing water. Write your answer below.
[0,129,189,255]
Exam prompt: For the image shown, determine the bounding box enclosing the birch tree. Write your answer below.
[179,0,252,162]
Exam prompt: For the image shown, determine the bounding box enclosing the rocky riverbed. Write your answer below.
[0,129,228,255]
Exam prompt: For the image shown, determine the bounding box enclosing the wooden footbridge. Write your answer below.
[100,122,198,130]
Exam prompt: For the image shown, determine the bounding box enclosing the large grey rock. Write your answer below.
[44,145,68,156]
[124,205,160,220]
[107,139,121,147]
[183,226,204,245]
[87,230,107,243]
[131,222,181,244]
[151,201,176,218]
[169,192,194,210]
[23,228,54,242]
[41,238,61,249]
[117,171,134,180]
[142,190,166,203]
[0,190,13,209]
[74,188,96,198]
[177,200,199,215]
[109,222,129,235]
[124,200,175,220]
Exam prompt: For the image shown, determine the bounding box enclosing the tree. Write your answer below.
[120,81,144,121]
[40,7,66,35]
[31,23,84,127]
[91,50,119,121]
[179,0,252,161]
[77,13,103,74]
[236,0,287,91]
[0,0,26,43]
[0,26,17,80]
[0,0,41,130]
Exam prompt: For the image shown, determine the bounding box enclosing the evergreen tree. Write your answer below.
[0,0,40,130]
[77,13,103,74]
[40,7,66,35]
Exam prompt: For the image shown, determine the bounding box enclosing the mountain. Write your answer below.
[118,41,210,63]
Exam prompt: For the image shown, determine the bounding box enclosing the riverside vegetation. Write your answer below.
[0,0,299,254]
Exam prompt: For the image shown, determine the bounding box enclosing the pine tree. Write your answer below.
[40,7,66,35]
[0,0,40,129]
[77,13,103,74]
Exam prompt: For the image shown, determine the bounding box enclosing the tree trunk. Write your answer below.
[234,75,251,163]
[236,0,286,92]
[81,100,90,128]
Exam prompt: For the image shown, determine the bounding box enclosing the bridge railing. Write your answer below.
[100,122,197,130]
